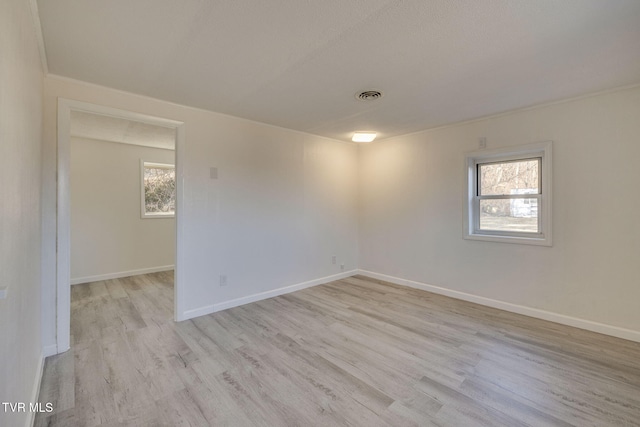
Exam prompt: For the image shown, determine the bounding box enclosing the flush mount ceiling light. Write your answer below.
[355,90,383,101]
[352,132,377,143]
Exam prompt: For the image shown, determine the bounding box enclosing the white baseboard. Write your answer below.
[70,265,174,285]
[28,352,45,427]
[180,270,358,320]
[357,269,640,343]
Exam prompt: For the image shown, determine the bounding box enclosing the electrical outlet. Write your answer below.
[210,167,218,179]
[478,137,487,149]
[219,275,227,286]
[340,264,345,270]
[332,255,337,265]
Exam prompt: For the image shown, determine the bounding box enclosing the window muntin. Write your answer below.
[465,142,552,246]
[141,161,175,218]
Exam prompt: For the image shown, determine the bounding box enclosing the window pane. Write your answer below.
[479,199,538,233]
[479,159,539,196]
[144,166,175,213]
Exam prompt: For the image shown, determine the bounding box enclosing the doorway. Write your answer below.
[55,99,186,353]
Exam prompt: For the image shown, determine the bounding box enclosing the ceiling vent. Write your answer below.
[356,90,383,101]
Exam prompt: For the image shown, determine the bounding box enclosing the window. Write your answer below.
[141,161,175,218]
[464,141,552,246]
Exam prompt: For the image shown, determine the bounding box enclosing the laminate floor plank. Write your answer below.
[35,350,75,417]
[471,357,639,426]
[36,272,640,426]
[456,376,575,427]
[416,375,529,427]
[104,278,128,300]
[236,331,399,424]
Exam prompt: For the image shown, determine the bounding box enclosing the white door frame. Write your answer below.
[56,98,186,353]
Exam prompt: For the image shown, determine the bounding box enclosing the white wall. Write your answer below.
[359,86,640,334]
[0,0,44,425]
[70,137,175,283]
[42,76,359,348]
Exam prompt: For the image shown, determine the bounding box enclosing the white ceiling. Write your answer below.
[70,111,176,150]
[39,0,640,142]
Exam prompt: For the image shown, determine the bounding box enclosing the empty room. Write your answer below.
[2,0,640,426]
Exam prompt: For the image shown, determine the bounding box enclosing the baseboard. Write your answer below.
[27,352,45,427]
[180,270,358,320]
[357,269,640,343]
[70,265,174,285]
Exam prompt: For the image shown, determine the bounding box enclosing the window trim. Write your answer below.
[140,160,176,219]
[464,141,552,246]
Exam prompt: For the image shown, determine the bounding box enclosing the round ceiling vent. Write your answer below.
[356,90,383,101]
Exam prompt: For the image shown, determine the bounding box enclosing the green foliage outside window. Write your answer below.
[144,165,175,214]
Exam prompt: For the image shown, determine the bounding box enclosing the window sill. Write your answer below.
[142,213,175,219]
[464,232,552,247]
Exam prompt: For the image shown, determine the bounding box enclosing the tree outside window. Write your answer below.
[141,161,175,217]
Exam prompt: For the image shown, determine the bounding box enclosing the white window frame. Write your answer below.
[464,141,552,246]
[140,160,175,219]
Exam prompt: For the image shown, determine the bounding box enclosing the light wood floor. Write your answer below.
[36,272,640,426]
